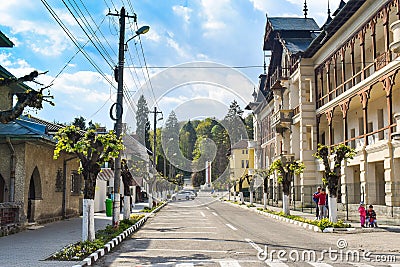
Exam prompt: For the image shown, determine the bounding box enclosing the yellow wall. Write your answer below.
[229,145,255,190]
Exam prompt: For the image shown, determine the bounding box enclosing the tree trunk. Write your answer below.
[282,193,290,215]
[82,199,95,241]
[239,192,244,204]
[263,192,267,209]
[123,195,131,220]
[328,196,338,222]
[249,191,253,205]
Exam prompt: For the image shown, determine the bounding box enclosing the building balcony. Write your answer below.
[271,109,293,132]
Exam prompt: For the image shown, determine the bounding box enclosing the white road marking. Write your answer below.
[212,212,219,216]
[347,263,375,267]
[130,248,231,253]
[389,265,400,267]
[139,231,216,234]
[263,259,290,267]
[136,238,214,242]
[206,207,210,210]
[219,260,241,267]
[176,264,194,267]
[245,238,264,253]
[307,263,333,267]
[200,211,206,217]
[225,223,238,231]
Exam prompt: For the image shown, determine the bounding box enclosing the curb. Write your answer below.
[221,200,323,232]
[72,202,167,267]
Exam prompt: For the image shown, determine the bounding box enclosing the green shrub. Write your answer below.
[257,209,351,231]
[247,204,256,208]
[49,214,145,261]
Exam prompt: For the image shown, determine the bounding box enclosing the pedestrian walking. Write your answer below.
[358,202,366,227]
[312,186,321,219]
[315,188,327,219]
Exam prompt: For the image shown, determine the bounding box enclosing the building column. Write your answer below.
[384,143,395,206]
[359,88,371,146]
[380,70,397,135]
[359,149,369,204]
[359,28,366,80]
[340,100,350,144]
[325,109,334,146]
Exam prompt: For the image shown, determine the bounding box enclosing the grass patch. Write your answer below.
[258,208,350,230]
[140,201,165,213]
[49,214,144,261]
[247,204,256,208]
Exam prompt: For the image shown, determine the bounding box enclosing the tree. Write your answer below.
[244,113,254,139]
[0,70,54,124]
[268,158,305,215]
[210,123,230,183]
[53,126,123,241]
[121,159,134,220]
[136,95,150,150]
[313,143,355,222]
[179,120,197,161]
[255,169,269,209]
[72,116,87,130]
[223,100,247,144]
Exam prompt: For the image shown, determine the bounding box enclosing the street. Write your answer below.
[94,192,400,267]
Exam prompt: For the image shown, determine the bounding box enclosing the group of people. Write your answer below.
[313,187,328,219]
[313,186,378,227]
[358,202,378,227]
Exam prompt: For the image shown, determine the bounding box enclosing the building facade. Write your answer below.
[250,0,400,213]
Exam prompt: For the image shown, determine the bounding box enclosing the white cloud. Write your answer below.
[172,5,192,24]
[200,0,236,37]
[249,0,270,12]
[166,38,190,59]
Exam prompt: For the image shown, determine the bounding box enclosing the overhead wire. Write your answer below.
[62,0,115,68]
[40,0,116,89]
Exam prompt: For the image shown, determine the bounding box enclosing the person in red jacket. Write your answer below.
[315,188,327,219]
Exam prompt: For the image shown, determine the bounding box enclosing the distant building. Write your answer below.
[228,139,255,193]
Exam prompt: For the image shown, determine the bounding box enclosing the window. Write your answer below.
[359,117,364,135]
[246,160,249,168]
[350,128,356,149]
[377,109,384,140]
[71,171,82,195]
[306,126,313,150]
[241,160,245,168]
[242,150,245,154]
[245,149,248,154]
[55,169,63,192]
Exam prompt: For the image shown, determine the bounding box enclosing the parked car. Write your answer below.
[171,191,195,201]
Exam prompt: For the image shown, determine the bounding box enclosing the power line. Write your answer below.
[125,65,266,69]
[40,0,116,89]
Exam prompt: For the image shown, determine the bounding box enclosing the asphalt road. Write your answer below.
[93,192,400,267]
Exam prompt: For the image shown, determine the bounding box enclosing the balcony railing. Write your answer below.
[270,67,291,88]
[271,109,293,130]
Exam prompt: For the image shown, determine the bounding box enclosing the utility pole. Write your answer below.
[108,7,149,225]
[108,7,135,227]
[149,106,162,207]
[150,106,163,166]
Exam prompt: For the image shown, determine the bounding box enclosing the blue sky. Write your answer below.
[0,0,340,130]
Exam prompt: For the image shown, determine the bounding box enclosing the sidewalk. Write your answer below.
[224,197,400,232]
[0,202,149,267]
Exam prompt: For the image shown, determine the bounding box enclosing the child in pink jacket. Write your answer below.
[358,202,366,227]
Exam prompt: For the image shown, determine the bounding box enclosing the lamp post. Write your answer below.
[110,6,149,227]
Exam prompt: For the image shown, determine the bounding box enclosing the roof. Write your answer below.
[231,139,250,150]
[0,117,53,142]
[23,115,65,135]
[267,17,320,32]
[283,37,317,54]
[0,65,33,94]
[0,31,13,48]
[303,0,366,58]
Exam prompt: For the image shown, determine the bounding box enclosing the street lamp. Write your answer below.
[111,6,149,227]
[125,26,150,46]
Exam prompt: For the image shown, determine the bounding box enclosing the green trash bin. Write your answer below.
[105,198,113,217]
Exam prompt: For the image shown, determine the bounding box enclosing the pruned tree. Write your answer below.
[0,70,54,123]
[121,159,134,220]
[268,158,305,215]
[53,125,123,241]
[255,169,269,209]
[313,143,355,222]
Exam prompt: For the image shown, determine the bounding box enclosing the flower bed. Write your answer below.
[140,201,165,213]
[48,214,144,261]
[256,208,350,231]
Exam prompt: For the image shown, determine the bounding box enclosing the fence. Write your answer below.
[242,182,400,225]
